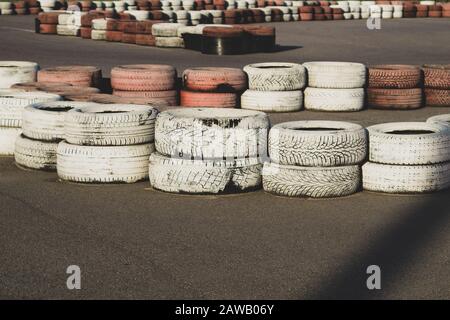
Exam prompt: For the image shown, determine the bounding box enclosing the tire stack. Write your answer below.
[367,65,423,110]
[362,122,450,194]
[38,66,102,88]
[0,2,13,15]
[415,4,428,17]
[57,103,158,183]
[0,61,39,89]
[122,20,138,44]
[180,67,246,108]
[149,108,269,194]
[423,64,450,107]
[442,3,450,18]
[427,114,450,127]
[135,20,161,46]
[241,62,306,113]
[263,120,367,198]
[152,23,185,48]
[13,1,28,15]
[304,62,366,112]
[201,26,245,55]
[27,0,41,14]
[80,11,106,39]
[299,6,314,21]
[37,12,61,34]
[428,4,442,17]
[403,2,417,18]
[392,4,402,18]
[57,12,83,36]
[111,64,178,106]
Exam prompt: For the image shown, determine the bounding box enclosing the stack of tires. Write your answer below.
[39,0,56,12]
[57,103,158,183]
[299,6,314,21]
[111,64,178,106]
[423,64,450,107]
[180,67,246,108]
[38,66,102,88]
[415,4,428,17]
[91,17,111,40]
[367,65,423,110]
[0,2,13,15]
[132,20,161,46]
[380,4,393,19]
[403,2,417,18]
[304,62,366,112]
[149,108,269,194]
[362,122,450,193]
[0,61,39,89]
[57,12,84,36]
[80,11,106,39]
[442,3,450,18]
[37,12,62,34]
[263,120,367,198]
[241,62,305,113]
[152,23,185,48]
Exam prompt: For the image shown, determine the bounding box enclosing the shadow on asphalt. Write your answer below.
[307,190,450,299]
[272,45,303,52]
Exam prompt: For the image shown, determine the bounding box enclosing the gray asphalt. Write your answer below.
[0,15,450,300]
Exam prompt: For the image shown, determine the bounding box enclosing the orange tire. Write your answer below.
[423,64,450,89]
[368,65,422,89]
[113,89,178,105]
[80,27,92,39]
[135,34,156,46]
[111,64,177,91]
[424,89,450,107]
[39,23,57,34]
[182,67,247,92]
[38,66,102,87]
[180,90,237,108]
[367,88,423,110]
[105,30,123,42]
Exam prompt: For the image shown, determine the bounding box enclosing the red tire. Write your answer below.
[11,81,73,91]
[122,33,137,44]
[38,12,61,24]
[428,11,442,18]
[80,27,92,39]
[39,23,57,34]
[368,65,422,89]
[367,88,423,110]
[111,64,177,91]
[135,34,156,46]
[300,13,314,21]
[182,67,247,92]
[105,30,123,42]
[424,89,450,107]
[136,20,163,34]
[180,90,237,108]
[423,64,450,89]
[38,66,102,87]
[113,90,178,106]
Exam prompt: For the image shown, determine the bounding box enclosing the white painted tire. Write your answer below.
[22,101,97,142]
[263,163,361,198]
[149,152,262,194]
[427,114,450,126]
[58,14,76,25]
[243,62,306,91]
[57,25,80,36]
[0,61,39,89]
[0,91,61,127]
[92,18,107,30]
[0,127,21,156]
[304,87,365,112]
[91,29,107,40]
[0,2,12,9]
[155,37,184,48]
[241,90,303,113]
[57,142,154,183]
[64,104,158,146]
[14,135,58,171]
[367,122,450,165]
[152,23,184,37]
[155,108,269,160]
[269,121,367,166]
[362,162,450,194]
[303,61,366,89]
[125,10,150,20]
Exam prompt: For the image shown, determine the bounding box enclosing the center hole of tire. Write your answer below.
[293,127,343,131]
[256,66,290,69]
[387,130,435,135]
[41,107,73,112]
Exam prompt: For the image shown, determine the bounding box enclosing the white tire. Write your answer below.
[304,87,364,112]
[57,141,154,183]
[174,10,188,20]
[152,23,184,37]
[303,61,366,89]
[57,25,80,36]
[269,120,367,166]
[367,122,450,165]
[241,90,303,113]
[125,10,150,20]
[263,163,361,198]
[22,101,97,142]
[14,135,58,170]
[362,162,450,194]
[92,18,108,30]
[427,114,450,126]
[58,14,76,25]
[0,2,12,9]
[0,91,61,127]
[64,104,158,146]
[0,61,39,89]
[382,11,393,19]
[0,127,21,156]
[149,152,262,194]
[155,108,269,159]
[91,29,107,40]
[243,62,306,91]
[155,37,184,48]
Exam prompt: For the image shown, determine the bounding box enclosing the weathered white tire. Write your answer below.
[393,11,402,18]
[263,163,361,198]
[304,87,365,112]
[57,141,154,183]
[14,135,58,170]
[0,127,21,156]
[155,108,269,159]
[0,2,12,9]
[22,101,97,142]
[243,62,306,91]
[91,29,107,40]
[149,152,262,194]
[367,122,450,165]
[152,23,184,37]
[57,25,80,36]
[125,10,150,20]
[58,14,76,25]
[155,37,184,48]
[269,121,367,166]
[64,104,158,146]
[0,61,39,89]
[303,61,366,89]
[241,90,303,112]
[362,161,450,194]
[0,91,61,127]
[92,18,108,30]
[427,114,450,127]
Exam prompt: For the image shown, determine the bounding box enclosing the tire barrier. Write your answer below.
[38,66,102,87]
[0,61,39,89]
[423,64,450,107]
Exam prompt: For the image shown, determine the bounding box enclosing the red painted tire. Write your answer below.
[428,11,442,17]
[80,27,92,39]
[423,64,450,89]
[136,20,163,34]
[122,33,137,44]
[111,64,177,91]
[368,65,422,89]
[300,13,314,21]
[113,90,178,106]
[180,90,237,108]
[39,23,57,34]
[105,30,123,42]
[38,66,102,87]
[300,6,313,13]
[38,12,61,24]
[182,67,247,92]
[367,88,423,110]
[135,34,156,46]
[425,89,450,107]
[29,7,41,14]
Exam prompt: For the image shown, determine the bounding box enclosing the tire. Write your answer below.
[367,88,423,110]
[91,29,106,40]
[57,141,154,183]
[0,127,21,156]
[262,163,361,198]
[38,66,102,87]
[135,34,156,46]
[243,62,306,91]
[424,89,450,107]
[0,61,39,89]
[368,65,422,89]
[149,152,262,194]
[111,64,176,91]
[182,67,247,92]
[155,36,184,48]
[180,90,237,108]
[22,101,96,141]
[113,90,178,106]
[269,120,367,166]
[0,91,61,127]
[57,25,80,36]
[39,23,58,34]
[241,89,303,112]
[304,87,364,112]
[14,135,58,170]
[423,64,450,89]
[303,61,366,89]
[427,114,450,126]
[362,161,450,194]
[64,104,158,146]
[125,9,150,20]
[152,23,184,36]
[155,108,269,159]
[367,122,450,165]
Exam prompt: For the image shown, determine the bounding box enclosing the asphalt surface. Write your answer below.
[1,15,450,300]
